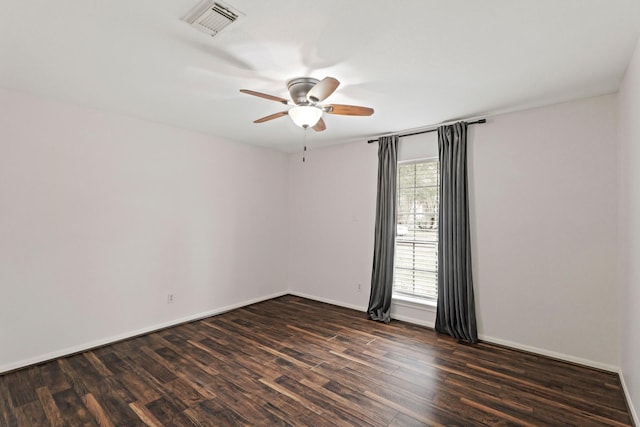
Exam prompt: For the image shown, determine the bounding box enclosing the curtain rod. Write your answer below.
[367,119,487,144]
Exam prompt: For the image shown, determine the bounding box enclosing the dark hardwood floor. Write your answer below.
[0,295,633,426]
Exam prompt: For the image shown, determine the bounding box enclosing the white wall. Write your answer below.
[471,95,619,369]
[286,142,378,310]
[618,36,640,424]
[287,94,620,369]
[0,88,288,372]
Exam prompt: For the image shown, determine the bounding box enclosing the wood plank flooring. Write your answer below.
[0,295,633,426]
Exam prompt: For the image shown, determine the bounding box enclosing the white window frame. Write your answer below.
[392,157,439,306]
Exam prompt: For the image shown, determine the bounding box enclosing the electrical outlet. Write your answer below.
[167,293,174,304]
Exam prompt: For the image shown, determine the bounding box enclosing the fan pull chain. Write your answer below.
[302,126,308,163]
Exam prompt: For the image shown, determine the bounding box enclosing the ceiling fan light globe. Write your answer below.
[289,106,323,128]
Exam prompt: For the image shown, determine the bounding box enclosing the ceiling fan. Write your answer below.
[240,77,374,132]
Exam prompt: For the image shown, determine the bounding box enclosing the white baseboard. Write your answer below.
[620,370,639,426]
[288,291,367,312]
[390,313,435,328]
[0,291,288,374]
[478,334,619,373]
[289,291,437,328]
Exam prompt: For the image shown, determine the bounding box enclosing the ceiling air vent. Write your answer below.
[182,0,243,37]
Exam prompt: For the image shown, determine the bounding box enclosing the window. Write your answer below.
[393,160,439,301]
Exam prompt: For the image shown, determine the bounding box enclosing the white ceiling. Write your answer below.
[1,1,639,152]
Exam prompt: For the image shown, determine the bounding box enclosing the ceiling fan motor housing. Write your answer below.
[287,77,319,105]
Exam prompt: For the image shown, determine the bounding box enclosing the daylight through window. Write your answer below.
[393,160,439,301]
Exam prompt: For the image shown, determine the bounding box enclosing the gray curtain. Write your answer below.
[435,122,478,343]
[368,135,398,323]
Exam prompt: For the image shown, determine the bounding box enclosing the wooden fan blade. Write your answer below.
[254,111,288,123]
[326,104,374,116]
[306,77,340,103]
[312,117,326,132]
[240,89,290,104]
